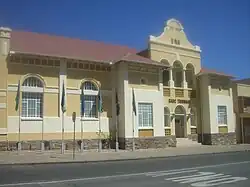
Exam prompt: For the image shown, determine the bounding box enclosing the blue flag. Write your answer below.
[98,90,103,113]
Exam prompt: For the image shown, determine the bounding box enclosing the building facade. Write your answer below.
[0,19,238,151]
[233,79,250,144]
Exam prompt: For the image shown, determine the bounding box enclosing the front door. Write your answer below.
[175,117,185,138]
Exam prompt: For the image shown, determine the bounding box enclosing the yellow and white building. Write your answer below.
[0,19,237,151]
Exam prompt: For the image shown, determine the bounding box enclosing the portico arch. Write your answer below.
[174,105,186,138]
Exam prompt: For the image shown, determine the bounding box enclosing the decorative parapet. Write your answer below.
[0,27,11,39]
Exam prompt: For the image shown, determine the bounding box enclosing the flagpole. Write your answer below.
[115,89,119,152]
[132,111,135,151]
[18,91,21,152]
[98,90,102,152]
[41,88,45,151]
[98,111,102,152]
[80,88,84,152]
[132,88,136,151]
[115,114,119,152]
[81,116,84,152]
[61,113,65,154]
[61,81,66,154]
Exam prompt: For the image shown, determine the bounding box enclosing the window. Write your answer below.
[80,81,98,118]
[217,106,227,125]
[22,92,43,118]
[164,107,170,127]
[138,103,153,128]
[21,77,44,119]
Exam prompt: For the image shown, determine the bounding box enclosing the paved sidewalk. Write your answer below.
[0,144,250,165]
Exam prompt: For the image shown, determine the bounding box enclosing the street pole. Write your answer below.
[98,112,102,152]
[81,116,84,152]
[132,111,135,151]
[115,116,119,152]
[72,112,76,160]
[73,120,76,160]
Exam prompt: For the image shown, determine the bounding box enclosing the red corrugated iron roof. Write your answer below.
[234,78,250,85]
[198,68,234,78]
[10,30,167,67]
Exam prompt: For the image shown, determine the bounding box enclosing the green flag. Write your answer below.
[132,88,136,116]
[61,81,66,113]
[98,90,103,113]
[116,91,120,116]
[15,80,20,111]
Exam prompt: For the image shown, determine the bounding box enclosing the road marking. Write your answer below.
[191,177,248,187]
[0,160,249,186]
[145,169,198,177]
[156,171,248,186]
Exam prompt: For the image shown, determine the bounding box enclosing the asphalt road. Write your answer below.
[0,152,250,187]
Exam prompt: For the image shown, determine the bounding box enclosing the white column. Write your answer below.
[168,67,174,87]
[182,68,187,88]
[158,68,163,91]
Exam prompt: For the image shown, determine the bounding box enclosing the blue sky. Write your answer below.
[1,0,249,79]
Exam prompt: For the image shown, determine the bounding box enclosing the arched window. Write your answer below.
[21,77,44,119]
[186,63,195,88]
[160,59,170,86]
[173,61,183,87]
[164,107,170,127]
[80,81,99,118]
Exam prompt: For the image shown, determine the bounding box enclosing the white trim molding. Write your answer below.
[0,128,7,135]
[0,103,6,109]
[151,48,201,59]
[150,37,201,53]
[8,85,59,94]
[67,88,112,96]
[45,88,58,93]
[0,92,6,97]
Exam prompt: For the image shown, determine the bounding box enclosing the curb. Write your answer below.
[0,149,249,167]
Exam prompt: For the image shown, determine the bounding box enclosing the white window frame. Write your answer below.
[21,77,44,120]
[217,105,227,125]
[138,103,153,129]
[80,81,99,120]
[164,107,171,128]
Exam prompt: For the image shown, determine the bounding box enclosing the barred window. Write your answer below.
[80,81,98,118]
[164,107,170,127]
[83,81,98,91]
[21,77,44,118]
[217,106,227,125]
[22,92,43,118]
[138,103,153,128]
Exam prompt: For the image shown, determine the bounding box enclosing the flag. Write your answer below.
[80,88,84,117]
[116,91,120,116]
[15,80,20,111]
[98,90,103,113]
[61,81,66,113]
[132,88,136,116]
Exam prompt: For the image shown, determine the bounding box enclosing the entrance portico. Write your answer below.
[174,105,187,138]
